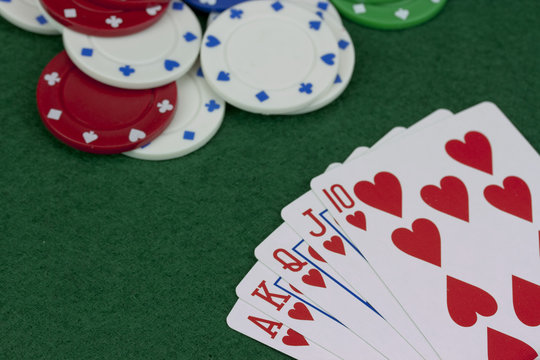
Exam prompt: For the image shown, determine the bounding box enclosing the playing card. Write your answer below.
[236,262,386,359]
[282,109,454,360]
[336,109,453,171]
[310,102,540,358]
[326,128,406,172]
[255,223,424,360]
[345,126,406,163]
[227,299,340,360]
[402,109,456,137]
[282,188,440,359]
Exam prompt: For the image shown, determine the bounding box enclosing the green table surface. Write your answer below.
[1,1,539,359]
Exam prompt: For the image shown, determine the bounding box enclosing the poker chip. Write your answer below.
[63,1,201,90]
[0,0,59,35]
[36,51,177,154]
[201,0,339,115]
[39,0,167,36]
[207,0,342,26]
[207,11,220,26]
[184,0,247,13]
[362,0,398,3]
[330,0,447,30]
[289,0,342,24]
[92,0,170,10]
[124,62,225,161]
[289,16,354,114]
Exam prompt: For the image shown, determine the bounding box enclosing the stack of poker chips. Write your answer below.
[10,0,227,160]
[0,0,447,158]
[0,0,360,158]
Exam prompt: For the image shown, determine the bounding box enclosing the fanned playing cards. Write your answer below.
[227,102,540,360]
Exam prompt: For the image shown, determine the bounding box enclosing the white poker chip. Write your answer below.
[62,1,202,90]
[207,0,342,27]
[288,0,342,24]
[289,16,354,114]
[207,11,220,27]
[124,62,225,161]
[0,0,60,35]
[201,0,339,115]
[34,0,65,32]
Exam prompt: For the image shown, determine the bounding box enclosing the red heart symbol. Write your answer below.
[354,172,402,217]
[323,235,346,256]
[308,246,326,263]
[487,327,538,360]
[391,218,441,267]
[421,176,469,222]
[301,269,326,288]
[288,302,314,321]
[512,275,540,327]
[445,131,493,174]
[282,328,309,347]
[447,276,498,327]
[346,211,367,230]
[484,176,533,222]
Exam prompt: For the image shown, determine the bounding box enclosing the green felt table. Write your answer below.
[1,1,539,359]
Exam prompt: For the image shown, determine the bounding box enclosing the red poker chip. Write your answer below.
[39,0,167,37]
[36,51,177,154]
[92,0,170,10]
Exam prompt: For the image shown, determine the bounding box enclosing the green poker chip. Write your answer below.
[330,0,447,30]
[361,0,399,4]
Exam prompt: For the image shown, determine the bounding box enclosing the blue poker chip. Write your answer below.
[184,0,248,13]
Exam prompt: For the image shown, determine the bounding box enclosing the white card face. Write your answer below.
[325,162,342,172]
[406,109,454,134]
[345,126,406,162]
[281,109,455,360]
[369,126,407,151]
[236,262,385,360]
[227,299,340,360]
[282,190,439,359]
[310,102,540,358]
[255,223,424,360]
